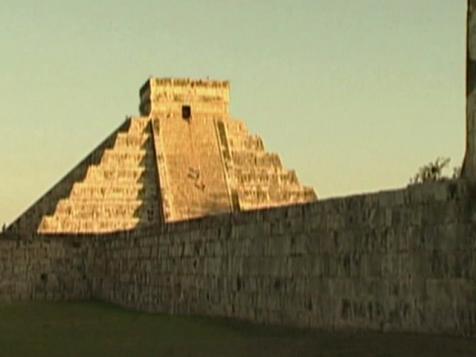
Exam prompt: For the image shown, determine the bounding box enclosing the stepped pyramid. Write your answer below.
[8,78,316,235]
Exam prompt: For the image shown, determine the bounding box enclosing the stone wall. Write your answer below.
[87,179,476,336]
[1,179,475,336]
[0,237,89,302]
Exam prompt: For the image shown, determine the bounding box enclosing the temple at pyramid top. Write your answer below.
[8,77,317,236]
[139,78,230,117]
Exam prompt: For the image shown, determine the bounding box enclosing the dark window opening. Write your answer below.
[182,105,191,120]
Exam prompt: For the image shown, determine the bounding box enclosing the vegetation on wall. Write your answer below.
[409,157,460,184]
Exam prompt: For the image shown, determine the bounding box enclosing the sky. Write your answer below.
[0,0,467,225]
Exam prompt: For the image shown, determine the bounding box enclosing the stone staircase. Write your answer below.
[219,118,316,210]
[38,117,160,234]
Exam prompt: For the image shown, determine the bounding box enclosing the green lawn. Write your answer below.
[0,302,474,357]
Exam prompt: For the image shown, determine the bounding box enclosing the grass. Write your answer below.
[0,302,474,356]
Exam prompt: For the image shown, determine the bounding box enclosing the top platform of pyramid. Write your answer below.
[8,78,317,236]
[140,77,230,113]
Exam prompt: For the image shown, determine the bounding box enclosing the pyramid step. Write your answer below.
[223,120,248,135]
[39,216,141,233]
[232,167,290,175]
[47,210,160,221]
[237,184,310,193]
[90,162,154,173]
[72,182,146,190]
[41,206,160,226]
[237,189,314,208]
[84,166,151,182]
[52,200,150,219]
[128,117,151,133]
[70,184,155,200]
[233,170,299,186]
[227,135,264,151]
[231,151,282,168]
[88,159,155,171]
[99,149,147,165]
[113,133,150,148]
[68,191,143,201]
[55,198,143,211]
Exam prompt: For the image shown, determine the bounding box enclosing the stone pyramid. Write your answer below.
[9,78,316,235]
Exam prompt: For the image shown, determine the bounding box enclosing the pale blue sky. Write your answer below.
[0,0,467,225]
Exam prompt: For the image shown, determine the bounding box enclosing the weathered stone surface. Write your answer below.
[0,238,89,302]
[1,180,475,337]
[85,180,476,336]
[7,78,316,234]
